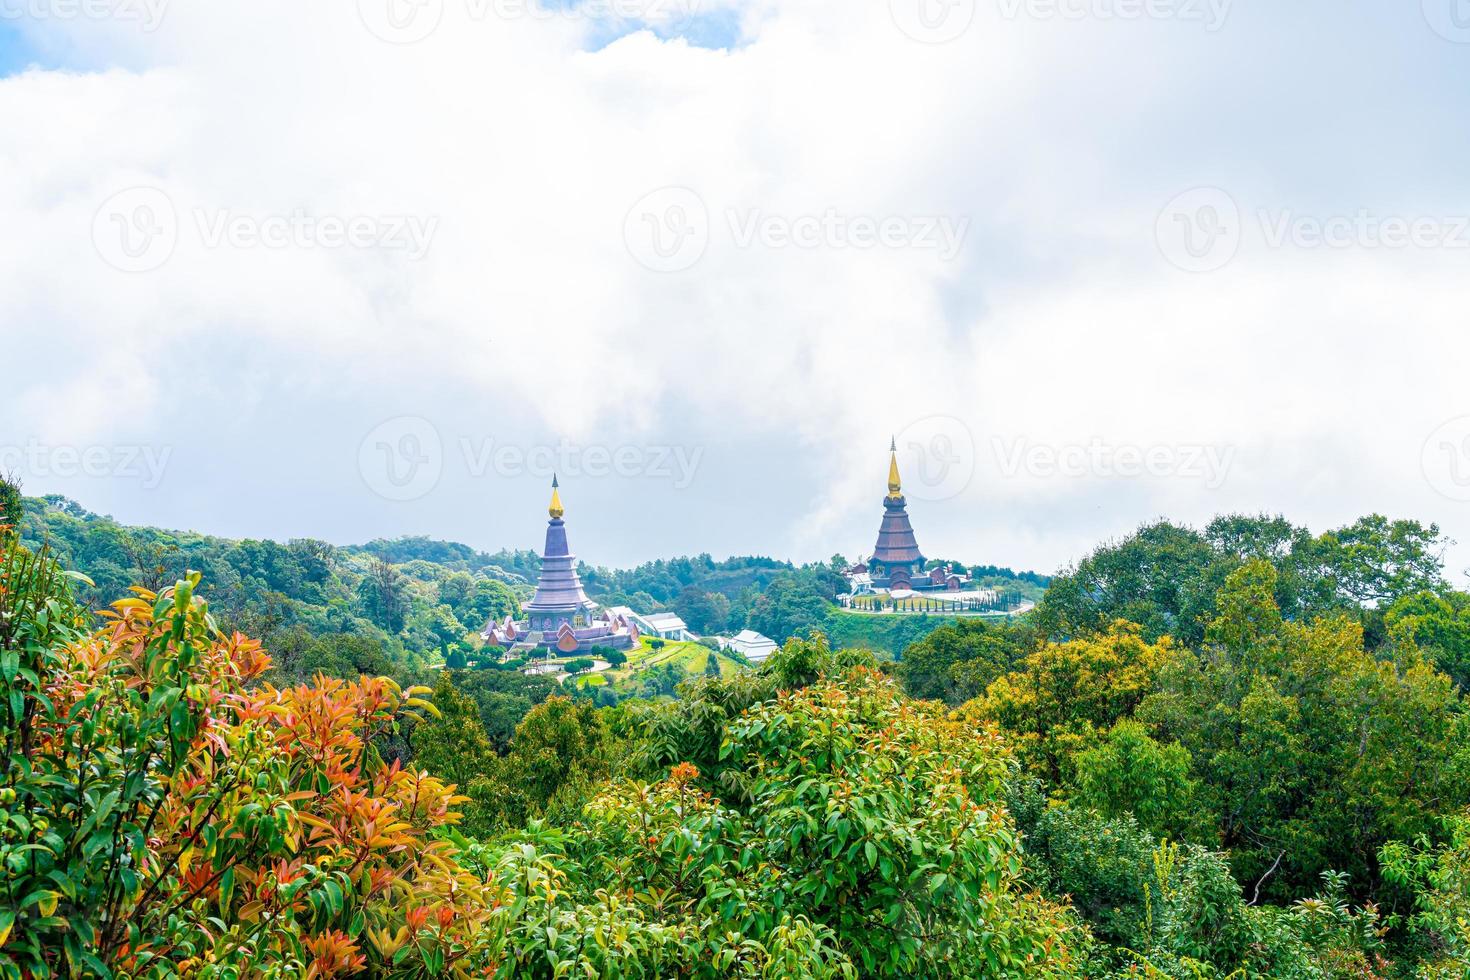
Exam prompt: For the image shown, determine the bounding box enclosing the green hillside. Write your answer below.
[7,492,1470,977]
[572,638,750,700]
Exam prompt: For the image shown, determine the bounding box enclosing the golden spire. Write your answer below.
[549,475,564,519]
[887,437,902,499]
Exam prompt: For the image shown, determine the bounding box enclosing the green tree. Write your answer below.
[1020,803,1384,978]
[1035,514,1451,649]
[1311,514,1446,607]
[899,618,1030,704]
[466,577,520,626]
[1205,557,1283,650]
[1034,521,1221,644]
[286,632,397,683]
[1140,564,1470,899]
[118,529,180,593]
[356,558,409,632]
[493,695,621,827]
[969,621,1185,781]
[411,672,494,791]
[419,602,468,652]
[0,473,21,529]
[445,668,558,754]
[1386,589,1470,691]
[1382,813,1470,975]
[586,669,1087,977]
[438,570,475,612]
[748,575,831,643]
[674,585,725,633]
[1070,719,1208,842]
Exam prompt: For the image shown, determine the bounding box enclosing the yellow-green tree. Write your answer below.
[966,621,1185,782]
[1141,562,1470,898]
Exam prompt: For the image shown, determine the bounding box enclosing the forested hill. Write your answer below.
[18,492,1462,691]
[14,493,1047,669]
[8,483,1470,976]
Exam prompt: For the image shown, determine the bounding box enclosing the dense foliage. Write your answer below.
[16,496,1043,666]
[4,502,1470,978]
[0,532,1077,977]
[1033,514,1448,648]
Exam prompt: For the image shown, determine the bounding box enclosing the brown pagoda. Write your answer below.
[869,438,927,589]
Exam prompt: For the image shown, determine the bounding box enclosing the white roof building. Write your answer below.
[601,606,692,640]
[637,612,691,640]
[727,629,779,664]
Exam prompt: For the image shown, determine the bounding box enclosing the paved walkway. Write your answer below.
[838,600,1035,618]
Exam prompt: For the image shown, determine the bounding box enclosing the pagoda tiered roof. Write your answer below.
[871,439,925,566]
[525,475,595,614]
[481,477,636,657]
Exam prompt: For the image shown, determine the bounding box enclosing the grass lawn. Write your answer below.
[595,639,747,695]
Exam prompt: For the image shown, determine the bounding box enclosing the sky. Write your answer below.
[2,0,1469,582]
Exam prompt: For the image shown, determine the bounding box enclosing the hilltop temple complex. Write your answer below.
[483,442,999,664]
[481,478,639,656]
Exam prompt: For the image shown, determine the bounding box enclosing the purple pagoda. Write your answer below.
[523,476,594,632]
[481,477,638,657]
[863,439,968,593]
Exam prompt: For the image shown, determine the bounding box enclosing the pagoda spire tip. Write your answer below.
[549,476,564,519]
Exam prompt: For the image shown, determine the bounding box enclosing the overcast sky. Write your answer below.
[2,0,1468,581]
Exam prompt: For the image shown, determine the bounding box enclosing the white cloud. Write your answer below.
[1,1,1467,581]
